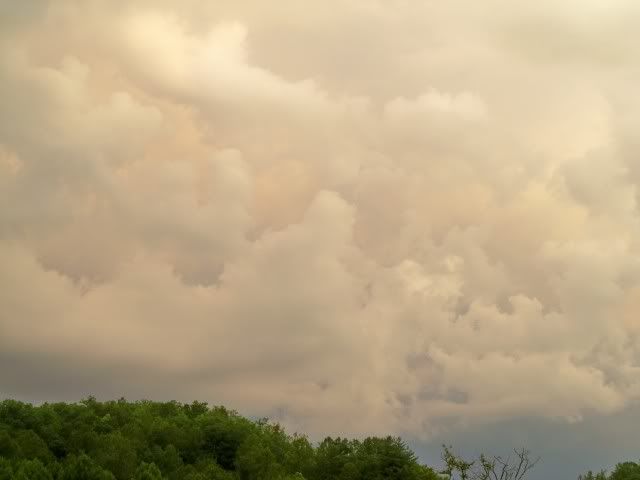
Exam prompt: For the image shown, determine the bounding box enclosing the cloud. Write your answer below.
[1,0,640,442]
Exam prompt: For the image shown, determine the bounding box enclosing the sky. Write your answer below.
[1,1,640,478]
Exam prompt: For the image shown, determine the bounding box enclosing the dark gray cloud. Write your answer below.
[411,403,640,480]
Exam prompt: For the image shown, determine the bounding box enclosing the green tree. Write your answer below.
[442,445,474,480]
[0,457,13,480]
[198,408,254,469]
[610,462,640,480]
[193,458,235,480]
[415,464,440,480]
[356,436,423,480]
[68,424,100,456]
[15,429,53,464]
[34,405,66,458]
[14,458,53,480]
[579,471,608,480]
[235,433,283,480]
[182,473,206,480]
[0,398,448,480]
[185,402,209,419]
[283,434,315,479]
[0,400,36,430]
[60,453,115,480]
[283,474,307,480]
[93,432,138,480]
[0,429,19,459]
[314,437,356,480]
[133,462,164,480]
[145,444,183,475]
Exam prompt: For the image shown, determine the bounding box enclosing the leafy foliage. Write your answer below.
[0,398,438,480]
[579,461,640,480]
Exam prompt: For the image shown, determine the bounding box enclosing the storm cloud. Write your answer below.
[2,0,640,451]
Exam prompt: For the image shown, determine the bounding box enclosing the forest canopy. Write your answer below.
[2,397,636,480]
[0,398,440,480]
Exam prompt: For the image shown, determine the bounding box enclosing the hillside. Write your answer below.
[0,398,439,480]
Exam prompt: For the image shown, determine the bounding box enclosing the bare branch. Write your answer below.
[442,445,539,480]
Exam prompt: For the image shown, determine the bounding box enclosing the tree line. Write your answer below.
[0,397,440,480]
[0,397,635,479]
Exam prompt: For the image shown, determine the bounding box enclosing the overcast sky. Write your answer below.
[2,1,640,478]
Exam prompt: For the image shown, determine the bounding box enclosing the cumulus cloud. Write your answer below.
[1,0,640,440]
